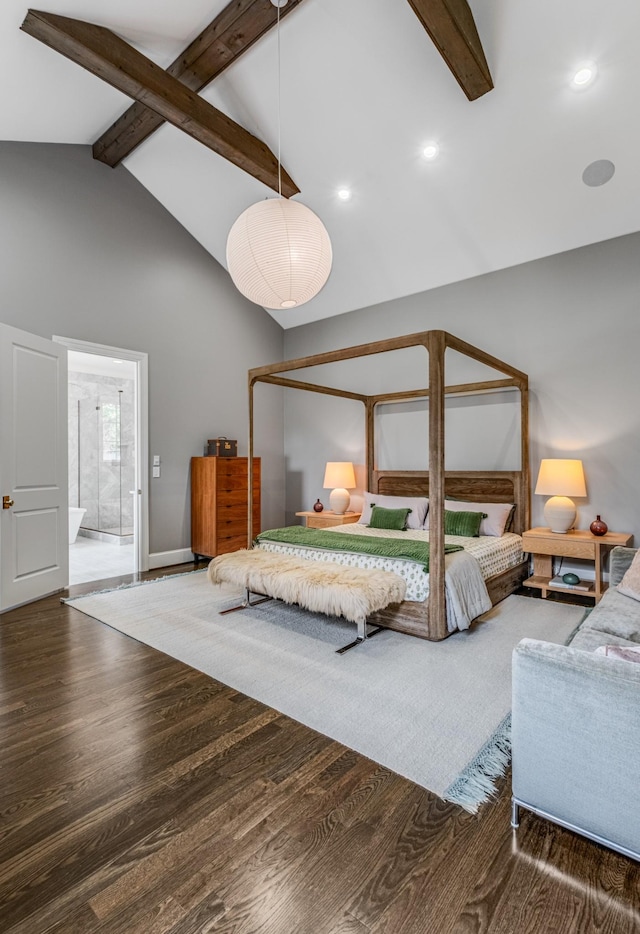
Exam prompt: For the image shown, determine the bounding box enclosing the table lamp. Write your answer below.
[535,458,586,533]
[323,461,356,515]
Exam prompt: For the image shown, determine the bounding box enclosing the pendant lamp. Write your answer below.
[226,0,332,310]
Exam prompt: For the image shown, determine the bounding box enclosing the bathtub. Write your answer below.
[69,507,86,544]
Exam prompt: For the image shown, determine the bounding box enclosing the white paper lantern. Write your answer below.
[226,198,332,309]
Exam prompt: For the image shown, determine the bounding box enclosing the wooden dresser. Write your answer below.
[190,456,260,561]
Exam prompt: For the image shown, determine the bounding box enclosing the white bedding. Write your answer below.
[256,524,524,632]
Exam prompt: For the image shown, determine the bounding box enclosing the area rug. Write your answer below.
[65,573,584,812]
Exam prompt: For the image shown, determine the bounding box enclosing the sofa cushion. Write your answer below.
[570,626,639,653]
[610,546,637,587]
[565,547,640,654]
[617,549,640,602]
[576,586,640,644]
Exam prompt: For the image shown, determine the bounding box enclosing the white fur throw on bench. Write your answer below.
[207,548,406,625]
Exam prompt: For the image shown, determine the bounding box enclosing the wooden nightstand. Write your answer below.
[522,527,634,603]
[296,511,361,529]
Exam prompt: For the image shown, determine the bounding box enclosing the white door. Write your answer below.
[0,323,68,612]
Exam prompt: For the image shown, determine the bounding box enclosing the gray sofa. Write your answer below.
[512,545,640,861]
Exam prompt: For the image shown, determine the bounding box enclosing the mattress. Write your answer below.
[256,524,524,602]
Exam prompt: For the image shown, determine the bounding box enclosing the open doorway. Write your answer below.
[54,336,149,585]
[68,351,136,584]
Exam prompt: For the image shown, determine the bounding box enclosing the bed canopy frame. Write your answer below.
[247,330,529,641]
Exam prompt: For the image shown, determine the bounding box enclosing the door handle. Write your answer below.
[3,495,14,509]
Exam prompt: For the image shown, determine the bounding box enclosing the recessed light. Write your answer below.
[571,63,597,89]
[422,142,439,161]
[337,188,352,201]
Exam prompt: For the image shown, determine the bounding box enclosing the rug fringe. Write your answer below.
[62,568,207,603]
[443,713,511,814]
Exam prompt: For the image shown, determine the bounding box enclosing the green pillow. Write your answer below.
[443,509,487,537]
[369,505,412,531]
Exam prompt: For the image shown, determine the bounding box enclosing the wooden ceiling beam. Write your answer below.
[21,9,299,197]
[92,0,306,169]
[406,0,493,100]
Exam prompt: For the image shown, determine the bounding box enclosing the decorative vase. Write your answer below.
[313,499,324,513]
[590,515,608,536]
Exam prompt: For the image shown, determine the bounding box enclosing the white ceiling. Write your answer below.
[5,0,640,329]
[68,350,137,379]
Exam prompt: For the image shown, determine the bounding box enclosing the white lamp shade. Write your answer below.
[535,459,586,533]
[226,199,332,310]
[534,459,586,497]
[323,462,356,490]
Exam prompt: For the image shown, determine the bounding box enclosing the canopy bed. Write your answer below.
[242,329,530,642]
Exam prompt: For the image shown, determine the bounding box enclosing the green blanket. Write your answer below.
[255,526,463,573]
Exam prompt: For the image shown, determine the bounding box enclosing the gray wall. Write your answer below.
[0,142,285,556]
[283,233,640,542]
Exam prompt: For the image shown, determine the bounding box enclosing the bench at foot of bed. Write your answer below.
[207,548,406,653]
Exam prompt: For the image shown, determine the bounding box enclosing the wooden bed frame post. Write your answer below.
[520,383,530,532]
[365,398,376,493]
[248,374,255,548]
[427,331,448,641]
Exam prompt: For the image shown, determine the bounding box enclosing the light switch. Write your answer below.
[152,466,160,478]
[153,455,160,466]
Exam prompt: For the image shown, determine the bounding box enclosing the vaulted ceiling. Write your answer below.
[5,0,640,328]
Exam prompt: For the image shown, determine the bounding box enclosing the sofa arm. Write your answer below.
[512,638,640,856]
[610,546,637,586]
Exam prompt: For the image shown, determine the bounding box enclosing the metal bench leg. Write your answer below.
[336,618,384,655]
[218,588,384,655]
[511,798,520,829]
[219,589,273,615]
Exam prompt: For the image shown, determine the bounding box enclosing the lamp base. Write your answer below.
[329,488,350,515]
[543,495,577,533]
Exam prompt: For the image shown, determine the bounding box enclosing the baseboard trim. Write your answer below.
[148,548,194,569]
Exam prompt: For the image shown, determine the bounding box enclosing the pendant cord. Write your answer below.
[277,0,282,199]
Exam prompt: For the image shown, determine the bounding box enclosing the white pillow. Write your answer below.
[617,550,640,603]
[360,492,428,531]
[423,499,514,537]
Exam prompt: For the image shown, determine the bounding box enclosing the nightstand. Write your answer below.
[296,511,361,529]
[522,527,634,603]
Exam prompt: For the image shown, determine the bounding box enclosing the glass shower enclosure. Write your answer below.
[69,370,136,542]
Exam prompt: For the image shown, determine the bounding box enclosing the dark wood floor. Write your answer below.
[1,566,639,934]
